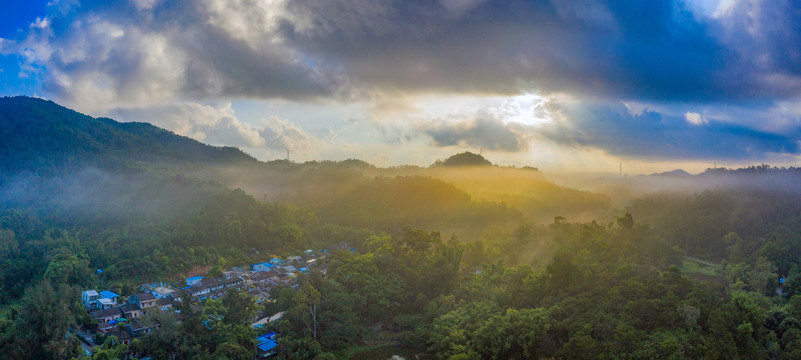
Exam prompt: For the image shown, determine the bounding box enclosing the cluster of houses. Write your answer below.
[81,288,173,345]
[79,247,339,352]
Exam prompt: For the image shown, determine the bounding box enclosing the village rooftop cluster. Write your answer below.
[78,245,349,357]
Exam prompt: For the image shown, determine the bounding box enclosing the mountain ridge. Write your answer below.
[0,96,257,175]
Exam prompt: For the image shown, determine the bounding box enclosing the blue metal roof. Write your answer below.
[98,290,119,299]
[257,332,277,343]
[187,276,203,281]
[257,340,277,352]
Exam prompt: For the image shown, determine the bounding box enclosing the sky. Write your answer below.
[1,0,800,174]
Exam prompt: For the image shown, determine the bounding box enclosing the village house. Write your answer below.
[129,293,158,309]
[120,303,143,320]
[224,267,246,279]
[223,277,243,289]
[99,291,120,304]
[82,289,121,310]
[108,326,134,345]
[250,262,274,272]
[82,290,99,309]
[155,297,174,311]
[127,320,158,337]
[202,278,226,295]
[248,271,272,287]
[97,320,116,333]
[152,286,178,300]
[97,298,115,309]
[189,285,211,300]
[264,268,282,279]
[186,276,203,287]
[107,321,159,346]
[90,307,123,323]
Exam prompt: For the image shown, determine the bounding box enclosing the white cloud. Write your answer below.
[202,0,287,48]
[131,0,160,10]
[5,0,333,114]
[492,93,551,126]
[258,116,317,153]
[109,102,264,147]
[684,111,707,125]
[106,101,320,156]
[12,14,188,113]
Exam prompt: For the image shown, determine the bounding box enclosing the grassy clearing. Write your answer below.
[681,258,718,277]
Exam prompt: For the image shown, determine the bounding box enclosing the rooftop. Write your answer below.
[99,290,120,299]
[152,286,175,294]
[133,293,156,302]
[119,303,141,312]
[90,307,122,318]
[257,340,277,352]
[98,298,115,306]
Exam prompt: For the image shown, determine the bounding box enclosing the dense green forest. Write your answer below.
[3,96,801,359]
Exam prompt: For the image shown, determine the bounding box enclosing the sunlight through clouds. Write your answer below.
[1,0,801,172]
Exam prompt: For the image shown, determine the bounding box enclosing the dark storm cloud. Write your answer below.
[8,0,801,105]
[10,0,341,110]
[420,113,533,152]
[3,0,801,161]
[539,102,801,159]
[279,0,801,102]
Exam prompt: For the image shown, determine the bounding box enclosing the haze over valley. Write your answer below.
[2,0,801,359]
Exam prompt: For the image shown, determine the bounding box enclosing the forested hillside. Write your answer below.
[3,97,801,359]
[0,96,255,178]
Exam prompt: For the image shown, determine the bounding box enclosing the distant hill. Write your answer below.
[435,152,493,167]
[649,169,692,177]
[0,96,256,175]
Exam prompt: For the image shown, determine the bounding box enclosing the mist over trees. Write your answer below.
[3,96,801,358]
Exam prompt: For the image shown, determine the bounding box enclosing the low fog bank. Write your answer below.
[0,167,227,225]
[7,159,799,248]
[547,165,801,208]
[215,160,801,228]
[213,161,615,227]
